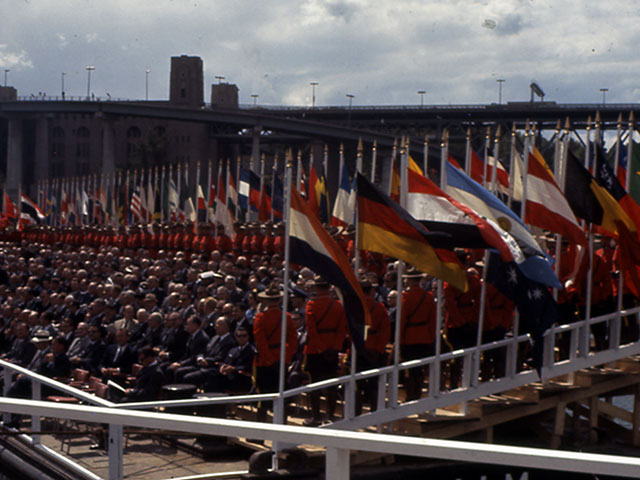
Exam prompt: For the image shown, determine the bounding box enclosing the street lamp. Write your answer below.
[215,76,225,84]
[86,66,95,100]
[600,87,608,106]
[417,90,426,107]
[145,69,150,101]
[310,82,318,107]
[496,79,505,104]
[61,72,66,99]
[346,94,355,126]
[251,94,259,107]
[3,69,9,87]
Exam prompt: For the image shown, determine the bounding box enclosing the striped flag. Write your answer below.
[290,185,367,351]
[20,192,45,226]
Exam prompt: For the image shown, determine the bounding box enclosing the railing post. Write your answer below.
[543,330,555,372]
[3,367,11,423]
[108,424,123,480]
[31,381,41,445]
[326,447,349,480]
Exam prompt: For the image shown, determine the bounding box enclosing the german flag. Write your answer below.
[356,173,467,291]
[565,149,636,236]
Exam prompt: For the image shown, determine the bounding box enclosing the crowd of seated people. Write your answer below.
[0,223,634,428]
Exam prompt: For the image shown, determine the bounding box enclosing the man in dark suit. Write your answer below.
[157,312,188,366]
[120,346,165,403]
[1,321,36,367]
[5,333,71,428]
[99,328,137,379]
[204,326,255,393]
[70,325,106,375]
[179,316,236,386]
[165,315,209,382]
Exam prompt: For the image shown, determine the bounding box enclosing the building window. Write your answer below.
[127,126,142,138]
[51,143,65,158]
[52,126,65,139]
[76,143,90,158]
[76,126,90,138]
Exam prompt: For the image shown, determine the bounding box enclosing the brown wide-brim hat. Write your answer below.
[309,274,330,287]
[257,283,283,300]
[402,267,423,280]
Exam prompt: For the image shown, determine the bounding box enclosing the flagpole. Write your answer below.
[390,139,407,407]
[371,140,377,183]
[295,150,303,197]
[323,144,328,182]
[259,154,265,222]
[507,123,517,208]
[277,150,293,417]
[489,125,501,193]
[483,126,491,187]
[388,138,397,195]
[626,112,635,192]
[582,117,594,357]
[552,121,564,298]
[519,120,531,219]
[423,134,429,178]
[270,154,278,222]
[235,156,241,222]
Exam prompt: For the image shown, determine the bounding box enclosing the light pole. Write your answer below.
[215,76,225,84]
[86,66,95,100]
[251,94,259,107]
[310,82,318,107]
[346,94,354,127]
[600,87,608,106]
[417,90,426,107]
[61,72,66,99]
[3,69,9,87]
[145,69,150,101]
[497,79,505,104]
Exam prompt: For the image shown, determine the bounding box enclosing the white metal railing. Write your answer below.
[2,397,640,480]
[1,306,639,478]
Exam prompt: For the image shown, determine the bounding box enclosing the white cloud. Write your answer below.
[2,0,640,104]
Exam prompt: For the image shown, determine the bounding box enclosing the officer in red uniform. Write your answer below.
[253,283,297,422]
[357,278,390,414]
[400,268,436,401]
[303,276,348,424]
[481,281,513,380]
[262,223,275,255]
[444,267,481,389]
[216,225,232,254]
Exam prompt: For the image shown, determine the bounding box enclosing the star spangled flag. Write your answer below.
[130,185,143,222]
[331,160,353,227]
[407,167,523,262]
[357,173,468,291]
[290,185,367,351]
[445,162,561,289]
[20,192,45,225]
[524,147,586,246]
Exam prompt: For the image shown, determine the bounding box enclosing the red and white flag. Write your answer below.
[524,147,586,245]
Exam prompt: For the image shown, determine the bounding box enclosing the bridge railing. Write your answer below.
[1,304,639,445]
[1,397,640,480]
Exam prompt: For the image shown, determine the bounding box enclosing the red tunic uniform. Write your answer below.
[401,286,436,345]
[304,295,348,355]
[253,306,298,367]
[364,296,390,354]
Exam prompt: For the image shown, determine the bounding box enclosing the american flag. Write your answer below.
[130,185,144,223]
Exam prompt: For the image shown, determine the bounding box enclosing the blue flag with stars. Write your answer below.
[486,252,559,374]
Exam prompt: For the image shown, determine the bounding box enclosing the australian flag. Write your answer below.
[486,252,559,375]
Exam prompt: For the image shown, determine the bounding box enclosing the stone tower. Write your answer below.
[169,55,204,107]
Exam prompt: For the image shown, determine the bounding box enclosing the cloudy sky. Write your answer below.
[2,0,639,107]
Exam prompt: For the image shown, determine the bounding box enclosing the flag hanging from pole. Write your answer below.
[290,185,367,351]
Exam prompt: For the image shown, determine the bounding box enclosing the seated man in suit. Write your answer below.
[99,328,137,381]
[119,346,165,403]
[178,316,236,386]
[204,326,255,393]
[165,315,209,383]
